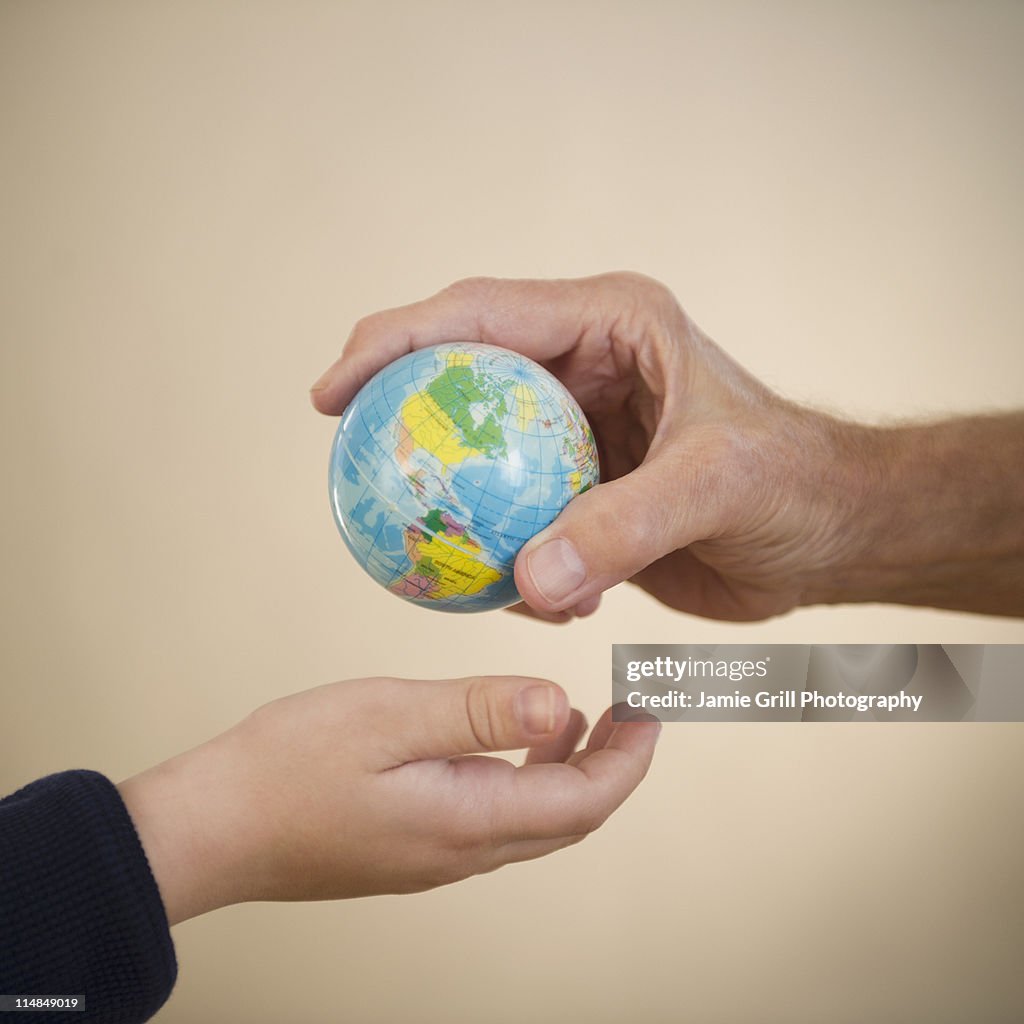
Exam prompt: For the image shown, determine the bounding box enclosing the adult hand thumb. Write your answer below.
[514,461,695,613]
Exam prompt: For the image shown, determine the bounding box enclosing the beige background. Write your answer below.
[2,2,1023,1021]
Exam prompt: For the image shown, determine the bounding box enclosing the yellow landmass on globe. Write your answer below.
[410,531,502,598]
[398,391,483,467]
[446,350,473,369]
[511,382,540,431]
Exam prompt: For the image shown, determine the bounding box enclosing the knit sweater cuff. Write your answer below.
[0,770,177,1022]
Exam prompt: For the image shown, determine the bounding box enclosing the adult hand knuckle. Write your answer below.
[443,276,499,302]
[347,311,383,346]
[608,270,676,308]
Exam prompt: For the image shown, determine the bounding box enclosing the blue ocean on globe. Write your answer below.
[329,342,599,612]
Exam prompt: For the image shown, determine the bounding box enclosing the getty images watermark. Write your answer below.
[611,645,1024,722]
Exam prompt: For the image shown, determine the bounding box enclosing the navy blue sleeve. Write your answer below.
[0,770,177,1022]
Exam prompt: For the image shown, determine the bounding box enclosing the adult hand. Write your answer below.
[310,273,871,621]
[118,675,659,925]
[311,273,1024,620]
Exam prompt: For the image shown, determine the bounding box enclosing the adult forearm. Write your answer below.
[313,273,1023,622]
[809,412,1024,616]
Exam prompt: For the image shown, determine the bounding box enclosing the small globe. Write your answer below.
[329,342,599,612]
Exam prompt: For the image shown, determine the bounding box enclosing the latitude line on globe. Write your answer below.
[338,452,545,564]
[335,436,568,535]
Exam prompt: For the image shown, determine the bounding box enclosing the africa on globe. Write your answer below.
[328,342,599,612]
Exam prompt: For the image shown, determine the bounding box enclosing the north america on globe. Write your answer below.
[329,342,599,612]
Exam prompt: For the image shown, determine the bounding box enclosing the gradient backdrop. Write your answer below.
[2,3,1023,1022]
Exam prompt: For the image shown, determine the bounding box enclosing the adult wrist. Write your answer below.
[799,420,910,607]
[801,413,1024,615]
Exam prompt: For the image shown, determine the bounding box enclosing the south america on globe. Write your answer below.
[328,342,599,612]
